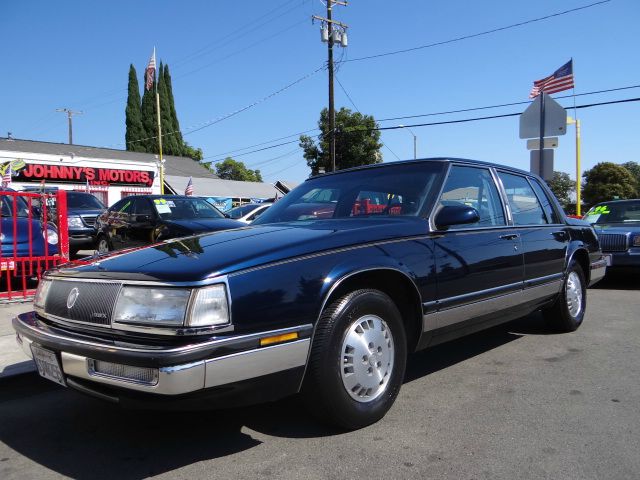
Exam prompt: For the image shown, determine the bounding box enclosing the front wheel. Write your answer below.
[543,260,586,332]
[302,289,407,430]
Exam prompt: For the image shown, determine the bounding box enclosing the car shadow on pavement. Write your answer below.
[0,313,548,478]
[591,271,640,290]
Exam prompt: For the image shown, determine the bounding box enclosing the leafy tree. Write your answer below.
[215,158,263,182]
[546,171,575,206]
[125,65,145,152]
[183,143,203,161]
[582,162,638,205]
[300,107,383,174]
[621,161,640,193]
[157,62,181,156]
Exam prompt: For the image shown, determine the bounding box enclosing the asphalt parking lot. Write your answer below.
[1,273,638,480]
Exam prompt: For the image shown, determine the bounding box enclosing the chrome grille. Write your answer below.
[45,280,120,325]
[81,215,97,227]
[89,359,159,385]
[598,233,628,252]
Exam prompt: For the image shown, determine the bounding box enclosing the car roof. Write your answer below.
[592,199,640,205]
[307,157,538,181]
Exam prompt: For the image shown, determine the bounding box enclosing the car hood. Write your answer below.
[53,218,429,282]
[68,208,104,217]
[163,218,244,232]
[1,217,57,256]
[592,222,640,234]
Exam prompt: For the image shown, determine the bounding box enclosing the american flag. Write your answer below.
[145,48,156,91]
[529,60,574,98]
[2,163,11,187]
[185,177,194,196]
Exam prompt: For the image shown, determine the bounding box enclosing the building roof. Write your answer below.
[0,137,218,179]
[165,175,281,199]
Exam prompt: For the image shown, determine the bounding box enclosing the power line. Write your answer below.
[202,140,300,163]
[370,97,640,132]
[377,84,640,123]
[198,83,639,162]
[341,0,611,64]
[335,75,401,161]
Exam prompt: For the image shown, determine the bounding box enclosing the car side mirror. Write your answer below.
[435,205,480,230]
[135,214,152,223]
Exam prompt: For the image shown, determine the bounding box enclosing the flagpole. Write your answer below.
[152,47,164,195]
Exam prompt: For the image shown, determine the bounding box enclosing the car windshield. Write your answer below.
[227,204,260,219]
[152,197,225,220]
[253,162,444,225]
[0,193,31,218]
[584,201,640,224]
[67,192,105,209]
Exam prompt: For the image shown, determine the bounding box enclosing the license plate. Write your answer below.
[603,254,612,267]
[1,260,15,271]
[30,344,67,387]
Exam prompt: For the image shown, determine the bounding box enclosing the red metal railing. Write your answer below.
[0,190,69,302]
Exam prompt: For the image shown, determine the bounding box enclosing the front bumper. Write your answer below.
[604,249,640,269]
[589,258,607,286]
[14,312,312,398]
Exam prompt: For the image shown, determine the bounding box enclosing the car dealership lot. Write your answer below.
[1,274,638,480]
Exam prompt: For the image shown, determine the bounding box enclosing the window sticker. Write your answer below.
[592,205,610,215]
[154,202,171,214]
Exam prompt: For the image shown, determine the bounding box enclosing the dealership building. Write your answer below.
[0,137,293,208]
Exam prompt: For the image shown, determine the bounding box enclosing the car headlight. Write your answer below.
[43,227,58,245]
[67,215,84,228]
[188,284,229,327]
[34,278,52,311]
[114,287,191,326]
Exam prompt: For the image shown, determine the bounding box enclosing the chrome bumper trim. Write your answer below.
[15,326,310,396]
[589,259,607,286]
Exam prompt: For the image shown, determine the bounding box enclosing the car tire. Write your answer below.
[96,235,110,254]
[543,260,587,332]
[302,289,407,430]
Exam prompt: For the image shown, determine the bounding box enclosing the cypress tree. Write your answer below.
[163,64,185,155]
[124,64,145,152]
[157,62,180,155]
[140,67,158,153]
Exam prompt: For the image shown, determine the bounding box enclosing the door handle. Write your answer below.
[551,230,567,238]
[499,234,519,240]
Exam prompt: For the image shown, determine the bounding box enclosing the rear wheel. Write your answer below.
[96,235,110,254]
[543,260,586,332]
[302,289,407,430]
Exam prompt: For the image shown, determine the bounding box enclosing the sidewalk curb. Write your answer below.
[0,359,36,379]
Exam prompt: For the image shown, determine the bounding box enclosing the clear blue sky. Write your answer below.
[2,0,638,184]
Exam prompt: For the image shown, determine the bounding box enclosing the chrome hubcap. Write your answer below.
[340,314,394,403]
[97,240,109,254]
[566,271,583,318]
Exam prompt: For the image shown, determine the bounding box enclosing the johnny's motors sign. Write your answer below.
[15,163,155,187]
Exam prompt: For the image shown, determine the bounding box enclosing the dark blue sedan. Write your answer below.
[584,199,640,273]
[13,159,605,429]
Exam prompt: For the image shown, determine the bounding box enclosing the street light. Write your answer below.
[398,125,417,160]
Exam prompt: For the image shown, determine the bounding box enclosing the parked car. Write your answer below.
[94,195,244,253]
[0,188,59,278]
[66,192,106,256]
[14,158,605,430]
[226,202,272,223]
[583,199,640,273]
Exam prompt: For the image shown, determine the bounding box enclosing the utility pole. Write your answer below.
[56,108,83,144]
[313,1,348,172]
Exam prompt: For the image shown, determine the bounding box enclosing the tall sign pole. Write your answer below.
[313,2,348,173]
[537,93,546,178]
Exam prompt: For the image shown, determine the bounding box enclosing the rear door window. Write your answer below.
[498,172,548,225]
